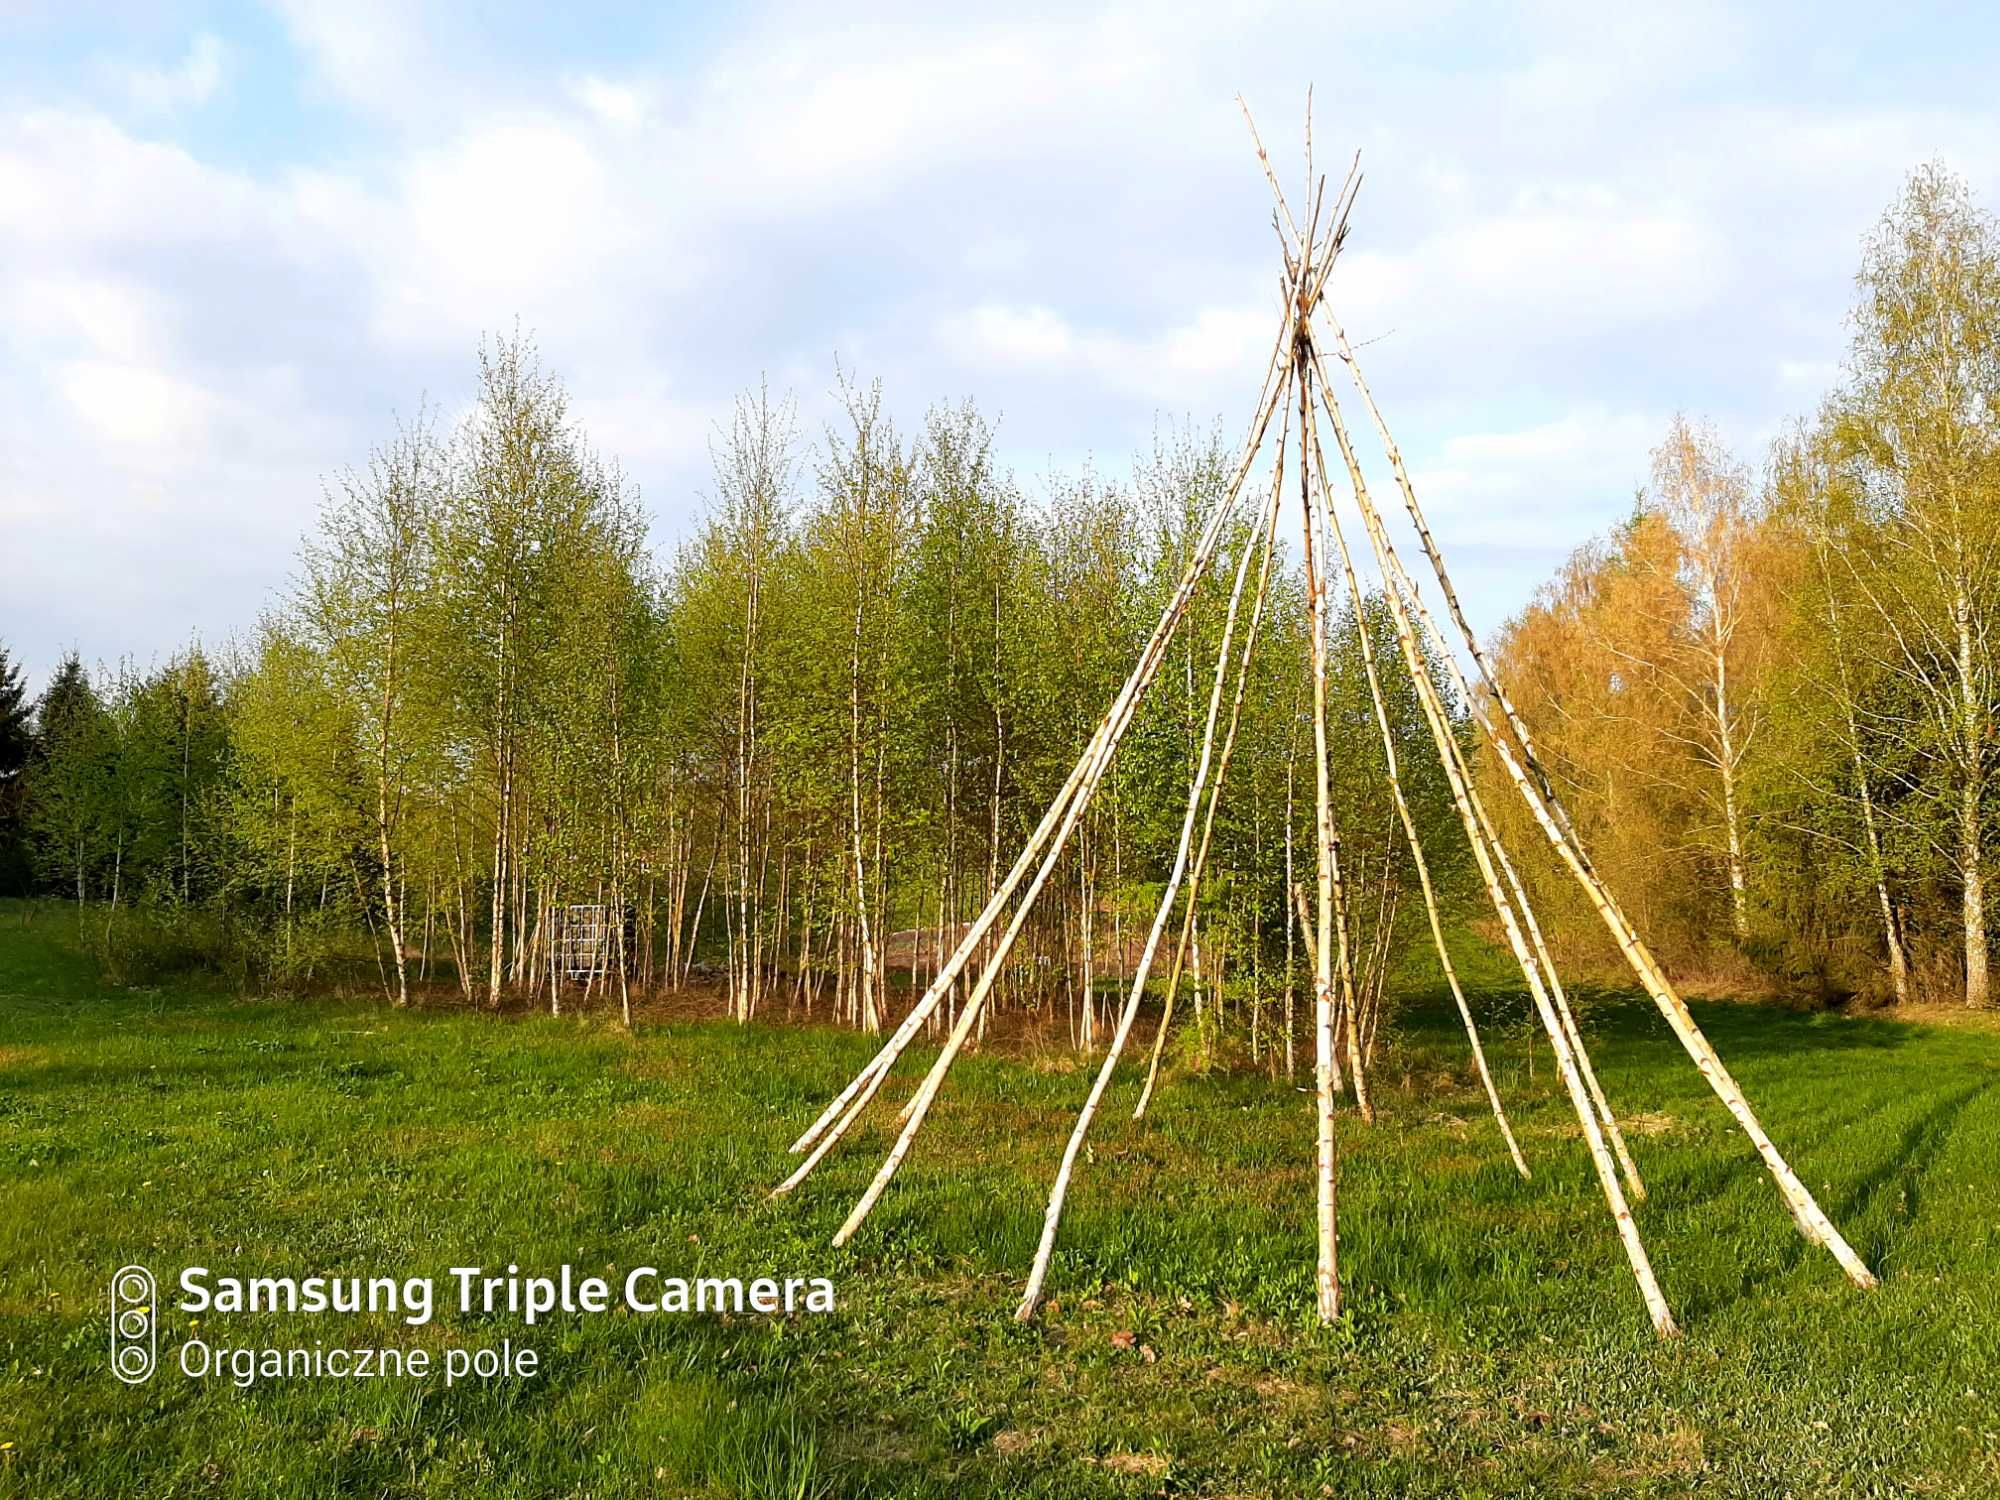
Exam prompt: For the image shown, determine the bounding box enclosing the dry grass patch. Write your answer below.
[1091,1450,1170,1478]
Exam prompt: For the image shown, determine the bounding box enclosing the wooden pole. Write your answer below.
[1134,434,1287,1118]
[1015,392,1290,1320]
[1300,357,1372,1132]
[1295,348,1346,1321]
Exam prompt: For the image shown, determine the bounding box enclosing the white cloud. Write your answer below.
[0,110,263,250]
[566,75,654,132]
[367,116,635,349]
[6,0,2000,682]
[1405,409,1660,551]
[567,370,731,483]
[9,273,157,363]
[948,305,1076,364]
[939,297,1276,408]
[55,360,220,450]
[266,0,428,118]
[1332,193,1727,347]
[107,35,225,114]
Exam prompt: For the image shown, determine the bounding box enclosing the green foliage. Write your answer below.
[87,902,247,987]
[25,652,111,903]
[22,159,1998,1023]
[0,644,29,779]
[4,316,1474,1045]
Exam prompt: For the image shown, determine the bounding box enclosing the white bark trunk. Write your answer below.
[1959,587,1989,1008]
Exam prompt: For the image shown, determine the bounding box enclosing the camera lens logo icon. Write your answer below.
[110,1265,157,1384]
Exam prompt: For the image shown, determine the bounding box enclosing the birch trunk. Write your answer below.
[376,615,409,1008]
[1959,588,1990,1008]
[848,589,881,1035]
[1713,644,1752,943]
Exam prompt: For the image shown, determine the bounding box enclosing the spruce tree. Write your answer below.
[29,653,109,905]
[0,644,32,894]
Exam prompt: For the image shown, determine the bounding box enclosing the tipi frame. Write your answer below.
[773,98,1878,1337]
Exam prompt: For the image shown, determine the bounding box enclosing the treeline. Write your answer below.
[1,342,1467,1059]
[1484,163,1999,1007]
[10,162,1990,1020]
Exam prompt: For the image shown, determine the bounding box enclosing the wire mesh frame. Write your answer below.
[558,904,616,981]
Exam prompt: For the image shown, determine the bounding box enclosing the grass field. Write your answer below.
[2,901,1998,1497]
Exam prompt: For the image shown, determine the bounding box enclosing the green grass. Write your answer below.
[2,900,1998,1497]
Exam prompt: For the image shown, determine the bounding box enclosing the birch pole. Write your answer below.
[1282,727,1298,1081]
[1244,115,1360,1314]
[1015,398,1291,1321]
[1134,444,1286,1118]
[1301,364,1372,1131]
[1296,352,1345,1321]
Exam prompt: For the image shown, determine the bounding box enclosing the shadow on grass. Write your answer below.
[1829,1079,1995,1276]
[1394,977,1932,1065]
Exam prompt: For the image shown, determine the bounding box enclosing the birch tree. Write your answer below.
[811,373,917,1031]
[437,335,588,1004]
[1648,417,1773,943]
[1831,162,2000,1007]
[300,415,444,1005]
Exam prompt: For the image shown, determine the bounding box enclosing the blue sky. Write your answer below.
[5,0,1999,689]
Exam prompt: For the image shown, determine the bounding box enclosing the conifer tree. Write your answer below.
[0,643,32,894]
